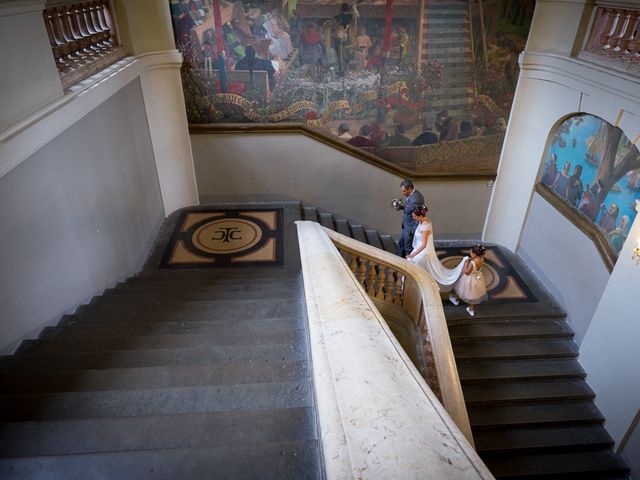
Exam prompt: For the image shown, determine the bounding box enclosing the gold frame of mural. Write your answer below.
[535,182,617,272]
[190,123,500,181]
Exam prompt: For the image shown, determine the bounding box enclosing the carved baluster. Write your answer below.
[71,5,97,58]
[356,256,367,287]
[349,254,357,275]
[393,272,404,305]
[55,7,82,66]
[384,269,395,302]
[588,8,612,50]
[62,6,88,63]
[603,11,622,50]
[78,4,102,54]
[95,0,114,46]
[375,266,386,300]
[610,13,632,52]
[365,260,377,296]
[624,15,640,56]
[88,2,110,48]
[44,9,70,72]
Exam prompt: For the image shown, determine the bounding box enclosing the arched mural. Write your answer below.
[540,114,640,256]
[170,0,533,175]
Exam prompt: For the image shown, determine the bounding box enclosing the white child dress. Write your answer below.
[454,259,488,305]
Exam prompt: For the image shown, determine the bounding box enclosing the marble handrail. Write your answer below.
[296,221,489,479]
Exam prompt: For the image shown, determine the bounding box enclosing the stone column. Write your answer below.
[114,0,199,215]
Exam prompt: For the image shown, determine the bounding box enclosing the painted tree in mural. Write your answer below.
[592,123,640,211]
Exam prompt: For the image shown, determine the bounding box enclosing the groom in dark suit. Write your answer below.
[395,179,425,257]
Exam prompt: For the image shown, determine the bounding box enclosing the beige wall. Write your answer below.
[191,133,492,239]
[0,81,164,353]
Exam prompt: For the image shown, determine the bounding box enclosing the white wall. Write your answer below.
[191,133,492,239]
[519,194,610,344]
[0,0,63,131]
[580,209,640,458]
[0,80,164,353]
[483,0,640,471]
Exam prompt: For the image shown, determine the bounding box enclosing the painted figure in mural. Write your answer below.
[347,124,375,147]
[449,244,489,317]
[337,122,352,140]
[598,203,619,233]
[552,162,571,198]
[262,11,294,60]
[608,215,630,252]
[300,23,325,68]
[395,179,425,258]
[235,45,276,90]
[406,204,467,292]
[566,165,584,207]
[412,124,438,146]
[459,121,473,139]
[201,28,217,74]
[381,124,412,148]
[542,153,558,187]
[354,27,372,70]
[435,110,458,142]
[578,183,602,221]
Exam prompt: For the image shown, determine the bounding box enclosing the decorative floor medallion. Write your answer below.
[160,209,284,268]
[437,246,537,304]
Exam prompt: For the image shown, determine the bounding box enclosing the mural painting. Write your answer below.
[171,0,533,175]
[540,114,640,255]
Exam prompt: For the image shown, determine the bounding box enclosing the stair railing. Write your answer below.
[306,222,473,445]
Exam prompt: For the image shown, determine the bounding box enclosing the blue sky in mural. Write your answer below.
[543,114,640,253]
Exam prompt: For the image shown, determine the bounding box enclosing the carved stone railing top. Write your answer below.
[296,221,490,479]
[303,222,473,445]
[579,4,640,75]
[43,0,125,89]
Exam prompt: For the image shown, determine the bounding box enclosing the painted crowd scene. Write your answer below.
[541,114,640,255]
[171,0,533,175]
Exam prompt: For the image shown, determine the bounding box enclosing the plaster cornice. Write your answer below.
[520,51,640,105]
[0,50,183,179]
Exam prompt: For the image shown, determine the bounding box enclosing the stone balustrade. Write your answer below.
[580,5,640,75]
[43,0,125,89]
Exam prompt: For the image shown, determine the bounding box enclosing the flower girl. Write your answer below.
[449,244,488,316]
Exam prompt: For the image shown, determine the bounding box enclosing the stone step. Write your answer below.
[483,450,629,479]
[122,274,297,288]
[0,408,317,458]
[0,361,308,395]
[349,224,367,244]
[473,425,614,455]
[449,319,574,341]
[334,218,351,237]
[462,379,595,405]
[469,401,605,429]
[429,57,474,66]
[92,287,298,304]
[17,327,305,355]
[0,440,321,480]
[425,18,470,26]
[424,37,470,47]
[302,206,319,222]
[458,358,586,383]
[135,268,293,280]
[435,86,475,96]
[113,279,296,293]
[425,47,471,56]
[427,12,469,20]
[364,229,383,250]
[380,234,397,255]
[426,27,469,35]
[0,380,313,421]
[453,339,579,360]
[318,212,335,230]
[42,316,296,339]
[75,297,300,317]
[0,343,308,373]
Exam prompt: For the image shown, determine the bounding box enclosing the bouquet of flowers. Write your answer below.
[391,197,404,210]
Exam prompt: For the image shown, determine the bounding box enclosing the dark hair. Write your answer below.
[338,122,350,134]
[360,124,371,136]
[411,204,428,217]
[400,179,414,189]
[395,124,405,134]
[471,244,486,256]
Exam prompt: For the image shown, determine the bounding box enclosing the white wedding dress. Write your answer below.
[408,221,466,292]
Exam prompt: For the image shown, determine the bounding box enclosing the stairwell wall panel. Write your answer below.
[0,79,164,353]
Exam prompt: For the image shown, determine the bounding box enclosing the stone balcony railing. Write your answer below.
[578,4,640,76]
[43,0,125,89]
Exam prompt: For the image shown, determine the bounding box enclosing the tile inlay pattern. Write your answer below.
[437,246,537,304]
[160,209,284,268]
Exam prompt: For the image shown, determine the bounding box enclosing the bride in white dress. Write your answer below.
[406,204,467,292]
